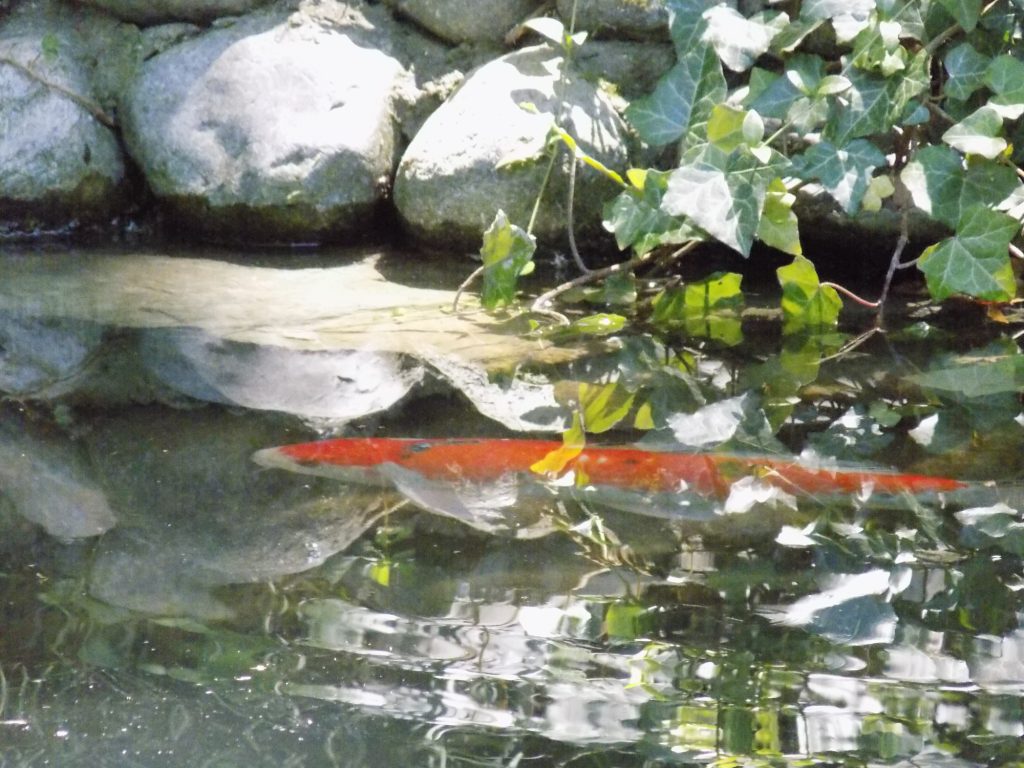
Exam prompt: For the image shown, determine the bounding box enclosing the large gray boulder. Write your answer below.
[394,44,630,252]
[0,2,129,230]
[120,10,408,244]
[81,0,270,25]
[382,0,543,45]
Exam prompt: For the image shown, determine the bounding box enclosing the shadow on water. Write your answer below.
[1,245,1024,766]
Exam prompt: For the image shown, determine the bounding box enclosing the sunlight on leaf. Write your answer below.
[757,178,801,255]
[790,140,885,214]
[942,106,1007,159]
[663,144,786,255]
[701,5,788,72]
[900,145,1020,230]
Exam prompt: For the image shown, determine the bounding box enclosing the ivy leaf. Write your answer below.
[942,105,1007,159]
[944,42,988,101]
[826,52,928,144]
[685,272,745,345]
[777,255,842,331]
[861,174,895,212]
[800,0,874,41]
[652,273,745,345]
[757,178,802,255]
[707,105,764,152]
[985,55,1024,119]
[662,144,787,256]
[910,352,1024,398]
[479,210,536,309]
[771,18,823,53]
[790,139,886,214]
[625,43,726,146]
[918,205,1018,301]
[602,171,700,254]
[521,16,567,47]
[702,5,788,72]
[901,144,1020,229]
[936,0,982,31]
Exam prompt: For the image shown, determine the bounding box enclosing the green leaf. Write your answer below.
[790,139,886,214]
[936,0,982,31]
[602,171,700,254]
[910,353,1024,398]
[701,5,788,72]
[861,174,895,212]
[801,0,874,41]
[985,55,1024,118]
[579,381,636,433]
[942,105,1007,159]
[770,18,823,53]
[567,313,627,336]
[651,274,745,345]
[826,52,929,144]
[521,16,567,47]
[625,43,726,146]
[757,178,802,255]
[685,272,745,345]
[918,205,1018,301]
[777,255,842,330]
[900,144,1020,229]
[707,105,763,152]
[479,210,536,309]
[661,144,787,256]
[944,42,988,101]
[851,19,907,75]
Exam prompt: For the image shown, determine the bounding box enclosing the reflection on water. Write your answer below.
[1,246,1024,766]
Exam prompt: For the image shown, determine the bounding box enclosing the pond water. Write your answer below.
[2,245,1024,767]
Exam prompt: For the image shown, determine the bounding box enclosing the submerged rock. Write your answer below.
[0,416,116,539]
[394,44,629,252]
[381,0,542,44]
[138,327,425,422]
[0,2,129,230]
[120,9,407,244]
[0,312,104,397]
[86,409,390,618]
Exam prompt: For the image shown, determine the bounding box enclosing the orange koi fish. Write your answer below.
[253,437,966,500]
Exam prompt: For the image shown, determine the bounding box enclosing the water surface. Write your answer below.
[1,245,1023,766]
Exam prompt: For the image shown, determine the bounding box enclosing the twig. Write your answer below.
[0,57,115,128]
[1010,243,1024,260]
[531,252,649,316]
[818,327,883,364]
[875,206,911,326]
[451,264,484,313]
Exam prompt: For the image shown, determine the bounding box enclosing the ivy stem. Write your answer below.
[1010,243,1024,260]
[819,282,881,308]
